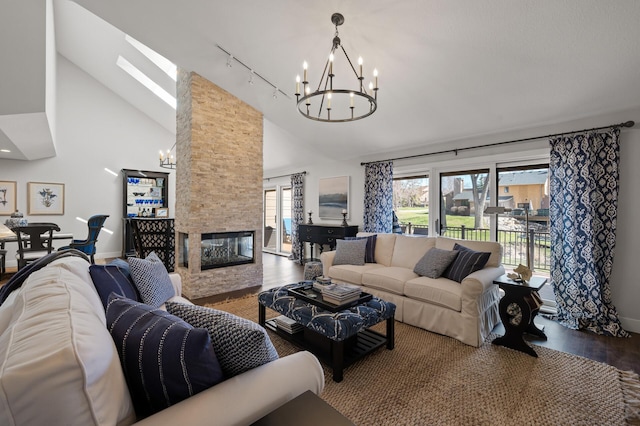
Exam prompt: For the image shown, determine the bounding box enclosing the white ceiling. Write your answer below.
[3,0,640,169]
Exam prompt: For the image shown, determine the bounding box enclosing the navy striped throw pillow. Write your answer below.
[443,243,491,283]
[106,295,224,418]
[345,234,377,263]
[89,264,140,309]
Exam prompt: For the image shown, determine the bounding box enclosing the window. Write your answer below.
[393,175,429,234]
[439,169,490,241]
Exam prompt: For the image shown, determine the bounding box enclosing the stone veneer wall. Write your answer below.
[175,70,263,299]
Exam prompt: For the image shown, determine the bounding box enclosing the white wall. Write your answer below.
[0,55,175,263]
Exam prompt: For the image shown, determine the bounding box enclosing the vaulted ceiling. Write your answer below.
[3,0,640,169]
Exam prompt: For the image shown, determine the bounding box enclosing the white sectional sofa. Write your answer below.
[321,233,504,347]
[0,256,324,426]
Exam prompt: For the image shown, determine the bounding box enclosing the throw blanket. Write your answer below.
[0,249,90,307]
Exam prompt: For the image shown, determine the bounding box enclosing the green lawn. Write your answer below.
[396,207,476,228]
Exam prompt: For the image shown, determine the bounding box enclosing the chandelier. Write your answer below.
[159,143,176,169]
[295,13,378,123]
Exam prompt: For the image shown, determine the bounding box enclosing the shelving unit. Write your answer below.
[121,169,169,257]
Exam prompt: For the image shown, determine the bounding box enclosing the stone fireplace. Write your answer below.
[181,231,255,270]
[174,71,263,300]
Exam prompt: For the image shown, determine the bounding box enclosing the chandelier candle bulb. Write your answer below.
[303,61,308,82]
[358,56,363,77]
[350,92,354,107]
[159,151,164,161]
[296,75,300,95]
[327,92,332,109]
[374,68,378,89]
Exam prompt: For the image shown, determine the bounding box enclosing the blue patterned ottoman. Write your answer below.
[258,283,396,382]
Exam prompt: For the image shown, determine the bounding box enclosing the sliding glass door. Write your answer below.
[439,169,491,241]
[496,164,554,311]
[263,186,291,256]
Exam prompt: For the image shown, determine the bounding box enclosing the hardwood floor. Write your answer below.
[261,253,640,374]
[2,253,637,374]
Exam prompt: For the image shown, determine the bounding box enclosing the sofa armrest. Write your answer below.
[135,351,324,426]
[320,251,336,277]
[460,266,505,299]
[169,273,182,297]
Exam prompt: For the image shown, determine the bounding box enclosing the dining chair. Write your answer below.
[14,223,61,270]
[0,249,6,280]
[58,214,109,264]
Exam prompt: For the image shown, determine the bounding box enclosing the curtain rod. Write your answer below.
[263,171,307,181]
[360,120,635,166]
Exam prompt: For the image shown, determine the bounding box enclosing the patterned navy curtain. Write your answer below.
[363,161,394,233]
[288,173,305,264]
[549,128,629,337]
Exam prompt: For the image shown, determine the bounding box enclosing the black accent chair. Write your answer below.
[15,223,60,270]
[58,215,109,264]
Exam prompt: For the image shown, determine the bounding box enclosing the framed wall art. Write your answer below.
[28,182,65,215]
[0,181,17,215]
[319,176,349,219]
[155,207,169,218]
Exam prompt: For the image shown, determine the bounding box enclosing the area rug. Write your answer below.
[208,295,640,426]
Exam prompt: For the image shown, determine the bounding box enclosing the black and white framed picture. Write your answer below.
[0,181,17,216]
[319,176,349,219]
[27,182,65,215]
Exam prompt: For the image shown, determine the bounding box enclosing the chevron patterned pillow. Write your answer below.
[128,252,175,308]
[166,301,279,378]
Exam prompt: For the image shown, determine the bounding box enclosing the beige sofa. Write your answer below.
[321,233,504,347]
[0,256,324,426]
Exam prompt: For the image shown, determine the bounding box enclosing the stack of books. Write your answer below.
[274,315,303,334]
[312,276,332,292]
[320,283,362,305]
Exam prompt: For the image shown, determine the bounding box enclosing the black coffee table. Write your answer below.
[258,285,395,382]
[250,390,354,426]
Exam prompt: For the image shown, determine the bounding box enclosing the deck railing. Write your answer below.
[401,223,551,272]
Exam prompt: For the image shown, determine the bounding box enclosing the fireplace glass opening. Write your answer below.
[183,231,255,270]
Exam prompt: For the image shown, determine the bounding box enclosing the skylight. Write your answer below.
[125,35,177,81]
[117,55,177,109]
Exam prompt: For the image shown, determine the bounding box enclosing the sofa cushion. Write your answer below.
[413,248,459,279]
[404,276,463,312]
[357,232,396,266]
[89,264,140,308]
[390,235,436,269]
[165,302,279,378]
[0,257,136,426]
[443,243,491,283]
[333,238,368,266]
[362,266,418,295]
[128,251,175,308]
[328,263,386,285]
[435,237,502,268]
[345,234,377,263]
[106,295,224,419]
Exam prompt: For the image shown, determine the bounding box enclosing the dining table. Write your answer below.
[0,223,74,250]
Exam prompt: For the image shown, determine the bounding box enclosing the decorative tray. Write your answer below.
[286,282,372,313]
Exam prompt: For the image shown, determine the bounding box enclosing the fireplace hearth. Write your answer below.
[182,231,255,270]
